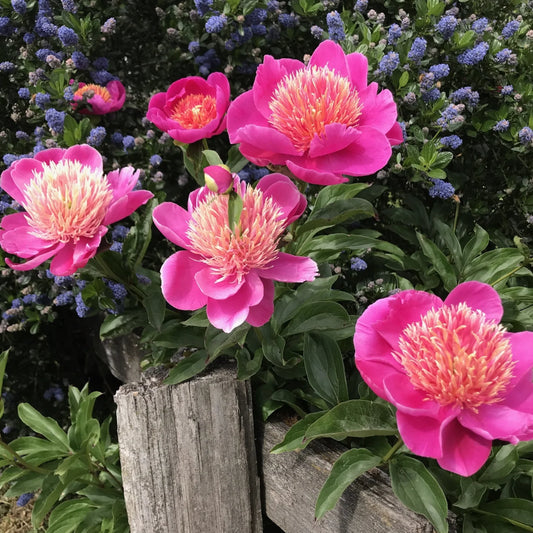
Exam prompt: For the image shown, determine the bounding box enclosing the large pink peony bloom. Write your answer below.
[72,80,126,115]
[146,73,230,144]
[0,145,153,275]
[354,281,533,476]
[226,40,403,186]
[152,169,318,333]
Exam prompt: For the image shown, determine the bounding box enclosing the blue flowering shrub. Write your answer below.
[0,0,533,531]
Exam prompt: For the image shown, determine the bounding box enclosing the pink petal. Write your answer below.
[396,411,450,459]
[106,167,139,201]
[386,122,404,146]
[63,144,103,172]
[206,272,264,333]
[0,223,54,257]
[358,85,398,134]
[104,190,153,226]
[252,55,304,118]
[505,331,533,389]
[346,51,369,93]
[49,242,83,275]
[459,404,533,444]
[285,160,348,185]
[2,159,44,203]
[437,419,492,476]
[152,202,191,249]
[234,124,303,161]
[34,147,66,165]
[195,268,244,299]
[160,251,208,310]
[309,40,349,78]
[5,242,63,271]
[246,278,275,327]
[259,253,318,282]
[444,281,503,322]
[0,212,30,231]
[106,80,126,111]
[308,124,361,158]
[256,174,307,224]
[383,374,443,417]
[355,357,404,402]
[227,92,271,142]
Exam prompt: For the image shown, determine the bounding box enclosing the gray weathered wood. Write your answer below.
[115,362,263,533]
[261,419,458,533]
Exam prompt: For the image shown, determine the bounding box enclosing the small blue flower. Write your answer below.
[407,37,427,61]
[501,20,520,39]
[435,15,458,40]
[16,493,33,507]
[354,0,368,13]
[457,42,489,65]
[75,292,89,318]
[101,17,116,33]
[471,17,488,34]
[111,132,124,145]
[439,135,462,149]
[429,179,455,199]
[518,126,533,145]
[63,86,75,101]
[493,120,509,132]
[61,0,77,13]
[87,126,106,147]
[71,51,90,70]
[194,0,213,17]
[45,108,66,133]
[500,85,513,95]
[310,25,323,40]
[278,13,298,28]
[35,92,51,109]
[11,0,27,15]
[92,57,109,70]
[15,130,30,140]
[0,61,15,72]
[57,25,78,46]
[421,88,441,103]
[91,69,115,85]
[35,16,57,37]
[326,11,345,43]
[122,135,135,150]
[387,23,402,45]
[0,17,15,37]
[350,257,368,271]
[18,87,30,99]
[188,41,200,54]
[449,86,479,107]
[429,63,450,80]
[54,291,74,306]
[245,8,267,25]
[494,48,514,64]
[379,52,400,75]
[150,154,162,166]
[23,32,36,43]
[205,14,227,33]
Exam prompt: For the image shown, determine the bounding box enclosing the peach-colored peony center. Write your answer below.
[187,186,285,283]
[268,65,363,152]
[170,93,217,129]
[23,160,113,243]
[393,303,515,411]
[74,83,112,102]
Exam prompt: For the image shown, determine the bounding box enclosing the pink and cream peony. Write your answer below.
[354,281,533,476]
[146,73,230,144]
[72,80,126,115]
[226,40,403,185]
[152,168,318,333]
[0,145,153,275]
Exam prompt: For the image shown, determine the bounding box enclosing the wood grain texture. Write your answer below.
[260,419,458,533]
[115,362,263,533]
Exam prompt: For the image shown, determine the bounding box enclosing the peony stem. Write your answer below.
[380,436,404,464]
[490,264,524,287]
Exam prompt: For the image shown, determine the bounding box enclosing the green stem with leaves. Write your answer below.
[469,508,533,532]
[0,438,50,475]
[380,437,404,464]
[490,264,525,287]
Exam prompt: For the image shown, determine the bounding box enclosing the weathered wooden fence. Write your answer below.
[115,362,457,533]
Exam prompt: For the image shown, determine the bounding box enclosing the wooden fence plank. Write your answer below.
[261,419,458,533]
[115,362,263,533]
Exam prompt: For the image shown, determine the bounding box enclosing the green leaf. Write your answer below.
[283,301,351,336]
[270,411,327,453]
[304,400,397,442]
[31,473,65,528]
[227,191,244,232]
[315,448,381,519]
[260,323,286,366]
[463,249,524,285]
[235,347,263,380]
[478,445,518,484]
[205,322,250,358]
[462,225,489,266]
[201,149,224,167]
[390,455,449,533]
[434,219,463,271]
[303,332,348,406]
[46,499,96,533]
[18,403,70,452]
[142,281,167,331]
[164,349,208,385]
[226,144,249,173]
[3,470,46,497]
[398,70,409,89]
[479,499,533,527]
[453,478,487,510]
[417,232,457,291]
[0,349,8,418]
[99,309,147,339]
[313,183,370,210]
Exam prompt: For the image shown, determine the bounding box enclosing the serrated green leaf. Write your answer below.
[315,448,381,519]
[304,400,397,442]
[303,332,348,406]
[390,455,449,533]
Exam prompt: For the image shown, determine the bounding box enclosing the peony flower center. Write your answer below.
[268,65,363,152]
[23,160,113,243]
[170,93,218,129]
[187,186,286,283]
[393,303,515,411]
[74,83,112,102]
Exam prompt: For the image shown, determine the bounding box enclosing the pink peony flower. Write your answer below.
[226,40,403,186]
[146,73,230,144]
[0,145,153,275]
[354,281,533,476]
[152,169,318,333]
[72,80,126,115]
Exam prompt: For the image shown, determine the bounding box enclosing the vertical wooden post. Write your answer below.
[115,362,263,533]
